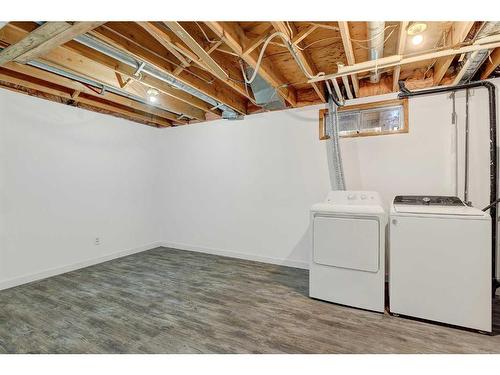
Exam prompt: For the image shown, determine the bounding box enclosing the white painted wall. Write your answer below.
[0,78,498,288]
[0,89,163,289]
[159,79,499,269]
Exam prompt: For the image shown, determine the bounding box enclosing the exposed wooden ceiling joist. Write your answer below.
[433,21,475,85]
[271,22,325,103]
[0,22,208,121]
[392,21,409,91]
[95,22,248,114]
[0,22,71,65]
[309,33,500,82]
[164,22,228,81]
[2,61,186,124]
[338,21,359,98]
[205,21,297,107]
[145,22,256,104]
[15,22,105,64]
[0,67,172,127]
[481,48,500,79]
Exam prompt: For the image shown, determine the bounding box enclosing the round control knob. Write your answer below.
[361,194,367,200]
[422,197,431,204]
[348,194,356,200]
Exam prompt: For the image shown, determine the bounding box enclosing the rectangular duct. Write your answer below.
[245,67,286,111]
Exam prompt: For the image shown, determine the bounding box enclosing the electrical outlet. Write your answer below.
[95,237,100,246]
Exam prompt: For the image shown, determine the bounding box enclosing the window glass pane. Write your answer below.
[360,106,402,133]
[338,111,359,135]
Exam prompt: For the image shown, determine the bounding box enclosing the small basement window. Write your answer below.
[319,98,408,140]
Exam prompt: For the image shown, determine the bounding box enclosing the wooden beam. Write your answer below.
[2,61,186,124]
[341,75,353,99]
[292,24,318,45]
[143,22,254,104]
[309,34,500,82]
[433,21,474,85]
[205,21,297,107]
[137,22,191,69]
[243,25,274,56]
[0,22,71,66]
[0,23,207,120]
[271,22,325,103]
[164,22,228,81]
[392,21,409,91]
[15,22,105,64]
[481,47,500,79]
[338,21,359,97]
[0,67,172,127]
[173,40,222,76]
[103,22,248,114]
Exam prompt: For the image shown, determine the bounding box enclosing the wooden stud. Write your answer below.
[338,21,359,98]
[480,47,500,79]
[0,23,208,120]
[96,22,248,114]
[0,67,172,127]
[318,108,330,140]
[433,21,474,85]
[164,22,228,81]
[392,21,409,91]
[243,25,274,56]
[2,61,186,124]
[292,24,318,45]
[205,21,297,107]
[0,22,71,66]
[271,22,325,103]
[15,22,105,64]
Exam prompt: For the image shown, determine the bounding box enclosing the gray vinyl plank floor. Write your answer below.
[0,246,499,353]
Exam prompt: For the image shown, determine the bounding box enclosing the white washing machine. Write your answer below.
[389,195,492,332]
[310,191,387,312]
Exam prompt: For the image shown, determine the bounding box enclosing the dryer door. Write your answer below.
[313,215,380,272]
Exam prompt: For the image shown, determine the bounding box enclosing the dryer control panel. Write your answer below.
[326,191,381,206]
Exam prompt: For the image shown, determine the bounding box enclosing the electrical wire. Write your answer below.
[195,21,219,44]
[241,31,325,84]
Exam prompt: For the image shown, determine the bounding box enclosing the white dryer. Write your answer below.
[389,195,491,332]
[310,191,387,312]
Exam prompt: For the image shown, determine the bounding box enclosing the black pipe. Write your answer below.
[398,80,498,294]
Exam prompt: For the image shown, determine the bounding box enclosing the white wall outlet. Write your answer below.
[95,237,101,245]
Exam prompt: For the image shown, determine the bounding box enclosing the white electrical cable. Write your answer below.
[241,31,325,84]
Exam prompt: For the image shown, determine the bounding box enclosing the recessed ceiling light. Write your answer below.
[146,88,159,103]
[407,22,427,36]
[412,34,424,45]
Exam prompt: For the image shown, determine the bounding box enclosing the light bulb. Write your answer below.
[146,88,159,103]
[412,34,423,45]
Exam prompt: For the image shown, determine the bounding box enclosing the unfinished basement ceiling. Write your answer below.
[0,21,499,128]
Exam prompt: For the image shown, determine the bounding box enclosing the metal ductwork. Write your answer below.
[368,21,386,83]
[244,66,285,111]
[455,22,500,84]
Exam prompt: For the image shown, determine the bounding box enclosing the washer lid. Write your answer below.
[393,204,487,216]
[394,195,465,206]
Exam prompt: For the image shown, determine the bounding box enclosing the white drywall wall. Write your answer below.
[0,78,498,288]
[0,89,163,289]
[159,79,499,268]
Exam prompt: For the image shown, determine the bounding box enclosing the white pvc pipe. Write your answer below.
[368,21,385,83]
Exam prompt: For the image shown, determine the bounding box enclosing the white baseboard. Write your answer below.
[0,241,163,291]
[161,241,309,270]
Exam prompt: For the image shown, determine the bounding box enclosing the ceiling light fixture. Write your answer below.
[412,34,424,45]
[407,22,427,36]
[146,88,159,103]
